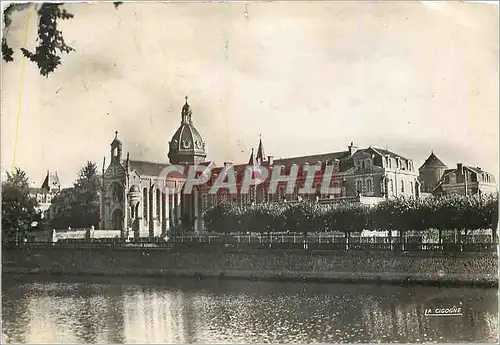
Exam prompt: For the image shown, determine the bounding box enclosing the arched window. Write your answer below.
[156,188,161,220]
[161,189,166,223]
[367,179,373,193]
[143,188,148,220]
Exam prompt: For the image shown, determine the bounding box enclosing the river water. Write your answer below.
[2,274,498,343]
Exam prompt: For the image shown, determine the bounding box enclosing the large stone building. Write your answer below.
[418,152,497,196]
[100,98,421,237]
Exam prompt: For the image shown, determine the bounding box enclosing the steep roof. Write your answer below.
[40,171,60,191]
[255,137,266,163]
[370,147,411,161]
[248,148,256,166]
[274,151,349,166]
[129,160,171,176]
[420,152,447,169]
[465,166,485,174]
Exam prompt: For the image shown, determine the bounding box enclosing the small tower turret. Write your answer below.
[110,131,122,163]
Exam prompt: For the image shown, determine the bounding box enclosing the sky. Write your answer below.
[1,1,499,188]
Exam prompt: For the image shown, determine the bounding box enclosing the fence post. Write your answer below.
[294,233,296,243]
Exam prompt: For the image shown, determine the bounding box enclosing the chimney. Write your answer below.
[348,141,358,156]
[457,163,463,174]
[267,156,274,165]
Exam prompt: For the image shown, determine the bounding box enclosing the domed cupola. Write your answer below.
[168,97,207,165]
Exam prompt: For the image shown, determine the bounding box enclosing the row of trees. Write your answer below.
[202,194,499,243]
[2,162,100,243]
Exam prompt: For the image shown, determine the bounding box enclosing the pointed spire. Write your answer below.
[248,148,256,165]
[256,134,266,164]
[115,131,118,139]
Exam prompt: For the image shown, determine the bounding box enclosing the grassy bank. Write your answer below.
[3,246,497,287]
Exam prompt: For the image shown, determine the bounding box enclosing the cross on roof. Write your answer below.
[185,95,188,103]
[115,131,118,138]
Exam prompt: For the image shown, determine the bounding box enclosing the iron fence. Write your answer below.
[4,236,496,253]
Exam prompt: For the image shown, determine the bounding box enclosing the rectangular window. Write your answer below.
[401,180,404,193]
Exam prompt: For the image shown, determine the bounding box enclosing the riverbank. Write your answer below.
[2,246,498,287]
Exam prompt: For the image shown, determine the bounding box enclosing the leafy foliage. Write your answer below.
[2,38,14,62]
[1,168,41,242]
[202,194,499,235]
[3,2,124,76]
[20,4,74,77]
[50,161,100,228]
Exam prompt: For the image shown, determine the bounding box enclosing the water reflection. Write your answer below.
[2,275,498,343]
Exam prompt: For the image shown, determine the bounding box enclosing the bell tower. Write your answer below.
[110,131,123,163]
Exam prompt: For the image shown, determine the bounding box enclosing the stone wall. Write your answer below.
[2,246,498,286]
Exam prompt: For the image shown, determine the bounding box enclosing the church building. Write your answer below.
[100,98,421,237]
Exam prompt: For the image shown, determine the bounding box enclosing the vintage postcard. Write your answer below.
[1,1,499,344]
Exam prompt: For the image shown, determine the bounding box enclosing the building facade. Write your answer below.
[100,98,423,237]
[29,170,61,220]
[418,152,497,196]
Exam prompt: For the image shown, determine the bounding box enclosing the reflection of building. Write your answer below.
[419,152,497,196]
[100,98,422,236]
[28,170,61,219]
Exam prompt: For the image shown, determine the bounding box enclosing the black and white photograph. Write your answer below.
[1,1,499,343]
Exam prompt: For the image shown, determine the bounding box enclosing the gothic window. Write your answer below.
[156,189,161,220]
[161,190,166,222]
[356,180,362,194]
[143,188,148,220]
[367,179,373,194]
